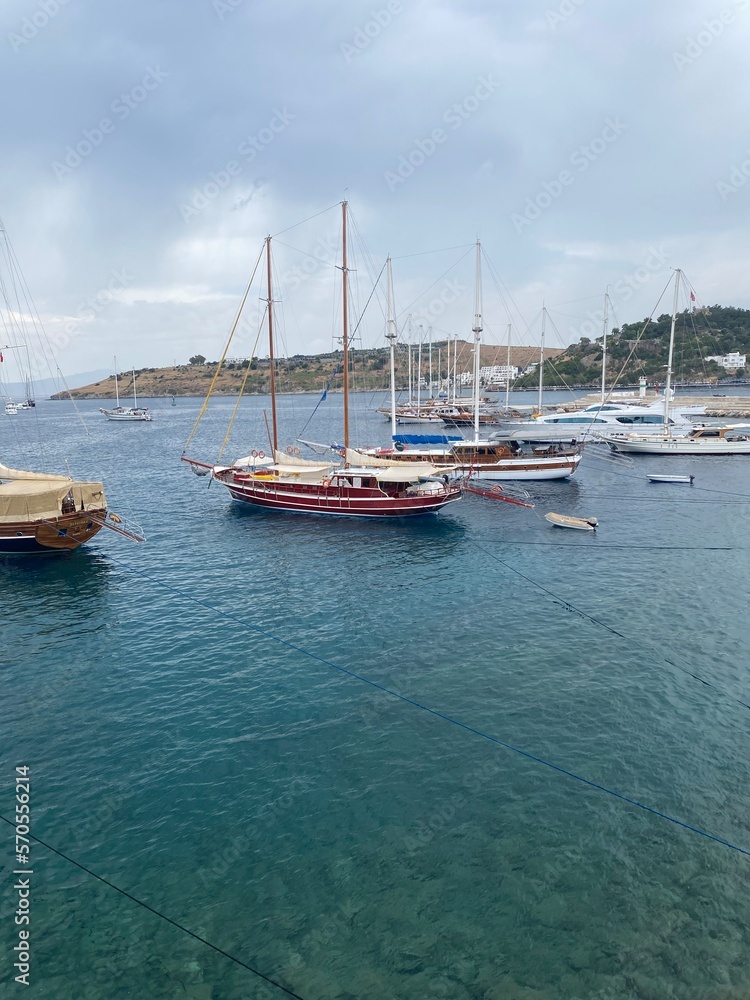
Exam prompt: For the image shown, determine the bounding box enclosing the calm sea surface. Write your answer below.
[2,390,750,1000]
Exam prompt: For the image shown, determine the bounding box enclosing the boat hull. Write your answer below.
[0,509,107,553]
[608,438,750,455]
[218,476,460,517]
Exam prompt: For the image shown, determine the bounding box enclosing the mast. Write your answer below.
[600,290,609,406]
[505,323,511,411]
[416,336,422,411]
[265,235,278,454]
[341,201,350,452]
[428,326,433,398]
[537,306,546,414]
[385,255,397,440]
[114,356,120,408]
[453,333,459,403]
[446,338,450,399]
[472,239,482,444]
[132,368,137,408]
[407,340,413,405]
[664,269,681,436]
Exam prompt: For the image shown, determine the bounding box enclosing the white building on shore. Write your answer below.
[706,352,746,369]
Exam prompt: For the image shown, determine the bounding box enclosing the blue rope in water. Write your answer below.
[110,555,750,859]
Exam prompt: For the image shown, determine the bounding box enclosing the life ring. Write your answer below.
[251,449,258,458]
[258,450,266,459]
[291,446,300,455]
[109,513,122,524]
[322,478,330,488]
[286,445,294,455]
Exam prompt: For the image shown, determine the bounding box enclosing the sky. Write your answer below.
[1,0,749,380]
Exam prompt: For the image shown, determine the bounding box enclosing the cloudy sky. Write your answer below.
[1,0,749,377]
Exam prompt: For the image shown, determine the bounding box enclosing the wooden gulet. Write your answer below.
[191,202,462,517]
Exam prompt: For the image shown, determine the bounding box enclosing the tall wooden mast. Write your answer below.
[341,201,350,452]
[266,235,278,455]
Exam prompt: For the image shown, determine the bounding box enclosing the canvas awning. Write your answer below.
[0,479,106,523]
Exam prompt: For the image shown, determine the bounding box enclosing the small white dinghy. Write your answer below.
[647,473,694,484]
[544,512,598,531]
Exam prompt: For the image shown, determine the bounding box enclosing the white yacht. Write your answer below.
[493,396,706,443]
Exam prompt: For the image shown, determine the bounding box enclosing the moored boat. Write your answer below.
[182,203,462,518]
[544,512,598,530]
[647,473,695,484]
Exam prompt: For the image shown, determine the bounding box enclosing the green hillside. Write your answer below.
[519,305,750,388]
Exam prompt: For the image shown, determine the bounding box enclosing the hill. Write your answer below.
[524,305,750,388]
[52,342,563,398]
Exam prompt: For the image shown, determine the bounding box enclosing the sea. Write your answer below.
[2,388,750,1000]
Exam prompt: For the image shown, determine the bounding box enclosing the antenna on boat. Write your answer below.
[472,239,482,444]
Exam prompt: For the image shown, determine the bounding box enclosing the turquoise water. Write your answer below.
[2,393,750,999]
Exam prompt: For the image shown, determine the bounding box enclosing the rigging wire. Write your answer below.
[0,816,306,1000]
[99,555,750,855]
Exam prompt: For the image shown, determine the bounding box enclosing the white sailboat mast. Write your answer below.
[113,356,120,408]
[385,255,397,440]
[600,290,609,406]
[341,201,350,452]
[132,368,138,408]
[417,337,422,410]
[537,306,546,414]
[664,269,681,436]
[505,323,511,411]
[266,235,278,454]
[472,239,482,444]
[428,327,433,398]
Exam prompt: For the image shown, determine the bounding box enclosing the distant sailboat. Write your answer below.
[99,361,152,421]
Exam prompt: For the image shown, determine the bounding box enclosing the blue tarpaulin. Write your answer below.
[392,434,463,445]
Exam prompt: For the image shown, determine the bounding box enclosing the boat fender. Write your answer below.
[110,513,122,524]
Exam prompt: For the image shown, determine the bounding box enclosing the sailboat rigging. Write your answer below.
[0,222,144,552]
[99,360,152,421]
[603,271,750,455]
[182,202,462,517]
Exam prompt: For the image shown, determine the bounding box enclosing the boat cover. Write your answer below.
[0,479,106,523]
[391,434,463,445]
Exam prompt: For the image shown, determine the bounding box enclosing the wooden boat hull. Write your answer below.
[217,474,461,517]
[0,508,107,553]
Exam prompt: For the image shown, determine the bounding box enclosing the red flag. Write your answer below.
[690,291,695,301]
[0,352,3,362]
